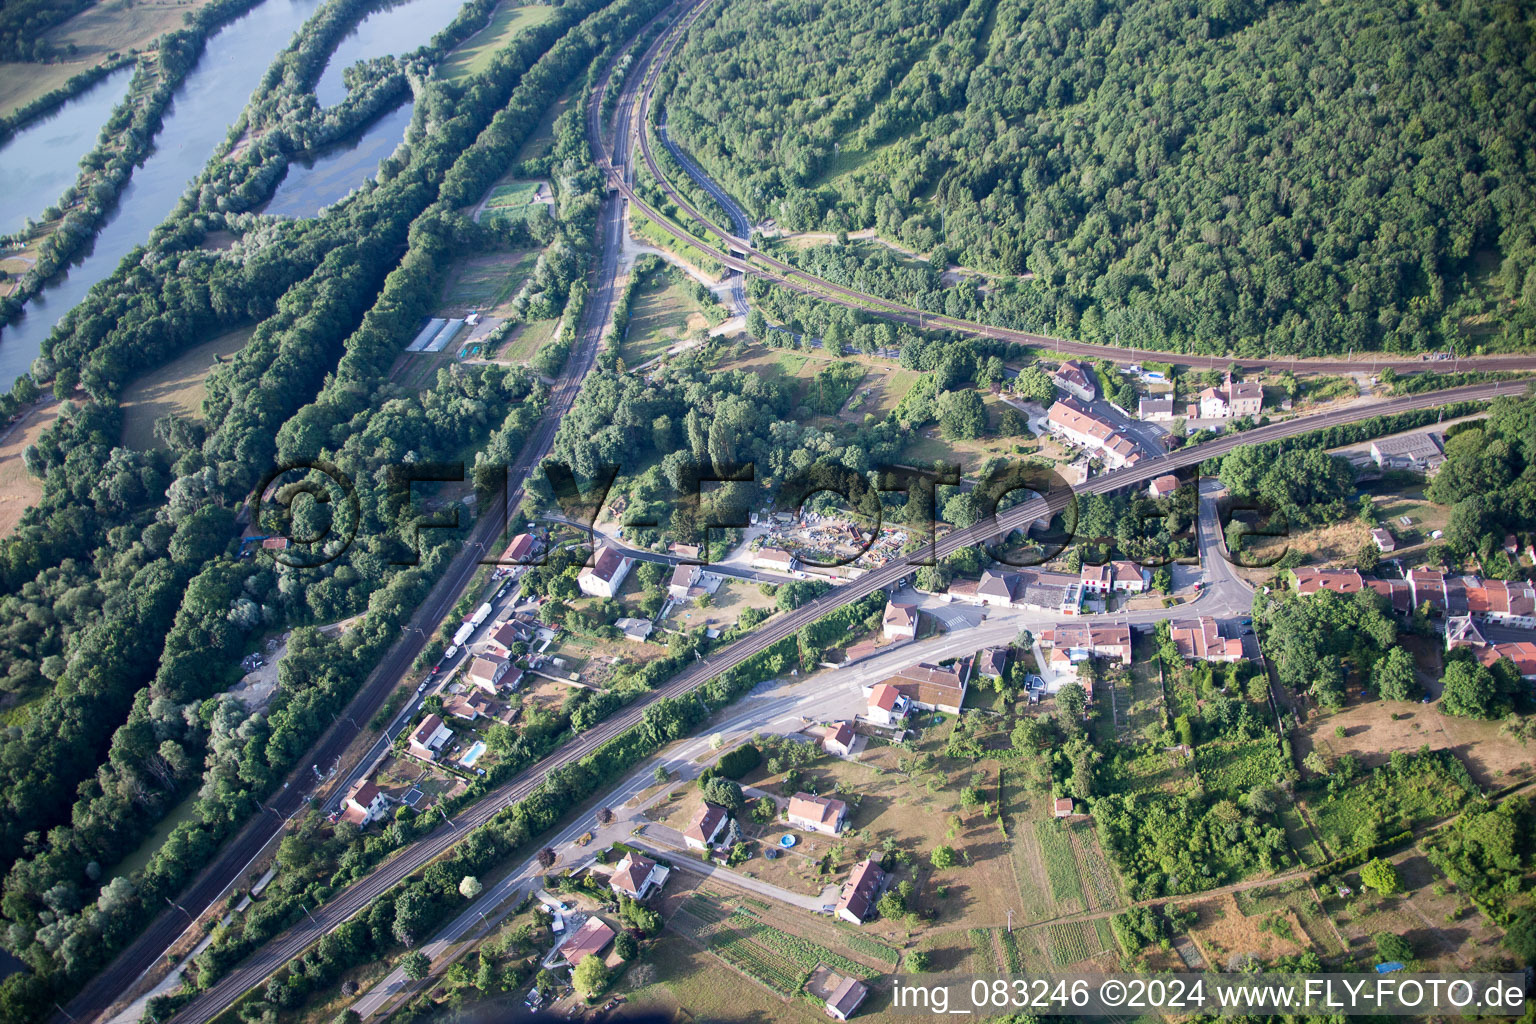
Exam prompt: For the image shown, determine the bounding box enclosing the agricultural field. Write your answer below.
[477,180,552,230]
[438,250,539,314]
[1069,823,1123,911]
[1233,878,1346,957]
[436,2,559,83]
[118,325,254,449]
[1033,820,1088,915]
[1185,892,1312,970]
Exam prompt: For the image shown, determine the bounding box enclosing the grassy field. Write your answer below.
[512,81,575,164]
[0,399,58,537]
[713,343,916,421]
[118,325,254,448]
[897,395,1039,474]
[482,179,545,211]
[436,2,559,83]
[618,270,709,366]
[439,249,538,312]
[493,317,558,364]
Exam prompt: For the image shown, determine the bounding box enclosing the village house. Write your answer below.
[467,653,511,693]
[1038,624,1132,665]
[1195,374,1262,419]
[1052,359,1097,402]
[552,916,614,969]
[1446,616,1536,680]
[609,851,664,900]
[865,682,910,726]
[408,714,452,761]
[340,778,390,827]
[442,690,494,721]
[1138,395,1176,422]
[501,532,536,564]
[834,859,885,925]
[824,977,870,1021]
[1147,473,1179,499]
[683,802,729,851]
[1045,398,1143,469]
[976,647,1009,679]
[1408,568,1448,612]
[823,721,856,757]
[614,617,654,642]
[788,793,848,835]
[668,563,703,602]
[1290,567,1366,596]
[577,544,633,598]
[1464,578,1536,628]
[1169,617,1245,663]
[1054,797,1075,818]
[882,599,919,641]
[1079,560,1149,595]
[871,657,972,714]
[752,546,799,573]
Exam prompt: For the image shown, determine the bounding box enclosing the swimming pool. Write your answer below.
[460,741,487,767]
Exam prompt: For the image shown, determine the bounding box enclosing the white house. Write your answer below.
[1079,560,1148,594]
[408,714,452,761]
[882,600,918,640]
[577,544,633,598]
[752,546,799,573]
[865,683,909,726]
[823,721,856,757]
[467,653,511,693]
[609,851,664,900]
[1197,374,1262,419]
[787,793,847,835]
[1138,395,1175,422]
[340,778,389,827]
[683,802,729,851]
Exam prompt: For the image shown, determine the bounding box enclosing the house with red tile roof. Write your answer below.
[788,793,848,835]
[340,778,389,827]
[577,544,633,598]
[683,802,729,851]
[553,916,614,967]
[835,859,885,924]
[865,682,909,726]
[823,721,856,757]
[609,851,663,900]
[1168,617,1246,663]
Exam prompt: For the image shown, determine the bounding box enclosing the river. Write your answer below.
[261,98,413,217]
[314,0,466,105]
[0,0,328,390]
[0,65,136,238]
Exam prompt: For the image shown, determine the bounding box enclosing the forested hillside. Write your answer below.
[659,0,1536,356]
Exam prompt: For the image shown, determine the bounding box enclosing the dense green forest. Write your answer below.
[0,0,678,1014]
[659,0,1536,355]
